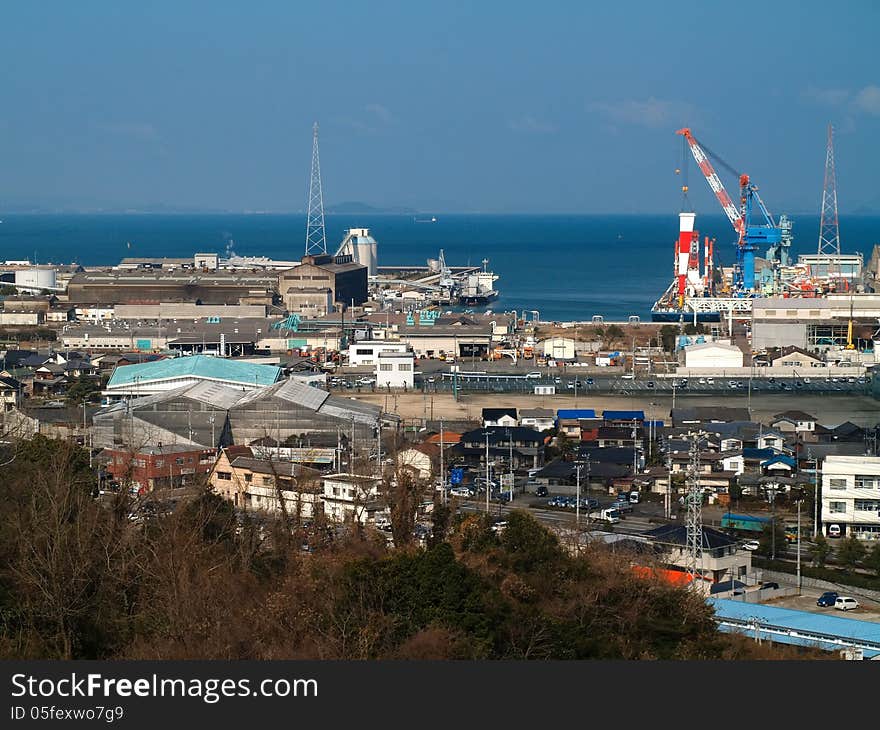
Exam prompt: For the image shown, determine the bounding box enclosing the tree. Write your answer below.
[757,520,786,559]
[659,325,678,353]
[605,324,624,344]
[810,534,831,567]
[837,536,866,573]
[864,542,880,578]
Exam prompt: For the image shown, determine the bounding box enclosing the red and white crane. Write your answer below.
[676,127,744,237]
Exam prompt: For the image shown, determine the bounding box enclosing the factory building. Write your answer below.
[103,355,282,399]
[334,228,378,277]
[751,295,880,351]
[92,378,387,450]
[278,254,368,316]
[66,270,278,306]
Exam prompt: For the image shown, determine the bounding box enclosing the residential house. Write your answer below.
[644,524,751,584]
[482,408,518,428]
[602,410,645,427]
[396,443,438,481]
[453,426,546,471]
[721,450,745,475]
[756,430,787,452]
[209,446,323,516]
[762,454,797,475]
[596,425,644,448]
[770,411,817,436]
[532,458,631,492]
[769,346,825,369]
[321,473,385,524]
[105,443,216,494]
[0,376,23,411]
[519,408,555,432]
[32,363,67,396]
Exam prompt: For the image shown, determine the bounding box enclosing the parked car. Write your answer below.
[834,596,860,612]
[534,486,549,497]
[450,486,473,498]
[525,371,542,379]
[646,381,655,388]
[585,378,594,386]
[741,540,760,551]
[828,524,842,538]
[816,591,839,607]
[760,582,780,591]
[490,520,508,533]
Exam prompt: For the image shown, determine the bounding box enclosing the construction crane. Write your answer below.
[676,128,783,293]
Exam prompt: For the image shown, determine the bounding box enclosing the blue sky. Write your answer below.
[1,1,878,213]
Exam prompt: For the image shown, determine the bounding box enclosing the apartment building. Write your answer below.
[821,455,880,540]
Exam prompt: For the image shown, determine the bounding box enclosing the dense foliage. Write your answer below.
[0,437,817,660]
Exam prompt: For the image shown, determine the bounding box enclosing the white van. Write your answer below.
[834,597,859,612]
[828,524,842,538]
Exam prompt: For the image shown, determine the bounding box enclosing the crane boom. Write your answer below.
[677,128,743,235]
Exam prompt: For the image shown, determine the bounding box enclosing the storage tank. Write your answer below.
[15,268,57,291]
[335,227,378,276]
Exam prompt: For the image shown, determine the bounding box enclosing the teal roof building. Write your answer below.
[106,355,282,397]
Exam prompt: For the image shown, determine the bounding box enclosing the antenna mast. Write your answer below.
[305,122,328,256]
[817,124,841,274]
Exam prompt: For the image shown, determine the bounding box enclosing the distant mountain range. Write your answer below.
[324,201,419,215]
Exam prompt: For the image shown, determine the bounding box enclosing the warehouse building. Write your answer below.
[67,269,278,306]
[93,378,387,450]
[279,254,368,316]
[103,354,282,399]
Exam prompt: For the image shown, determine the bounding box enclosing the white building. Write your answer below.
[820,455,880,540]
[683,342,744,369]
[376,350,415,389]
[347,340,408,367]
[541,337,576,361]
[519,408,555,431]
[321,473,385,524]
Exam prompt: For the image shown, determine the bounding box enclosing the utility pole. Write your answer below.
[575,460,582,548]
[508,428,514,504]
[797,497,802,593]
[485,430,491,515]
[440,419,446,505]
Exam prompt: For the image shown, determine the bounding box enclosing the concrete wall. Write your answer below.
[114,303,267,319]
[752,321,808,350]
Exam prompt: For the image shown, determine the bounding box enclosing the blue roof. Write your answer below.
[107,355,282,389]
[603,410,645,420]
[763,454,797,467]
[723,512,771,523]
[710,598,880,656]
[556,409,596,420]
[743,447,777,459]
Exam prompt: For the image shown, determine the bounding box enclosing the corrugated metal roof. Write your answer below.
[275,379,330,410]
[107,355,281,388]
[710,597,880,653]
[319,394,381,425]
[183,380,250,409]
